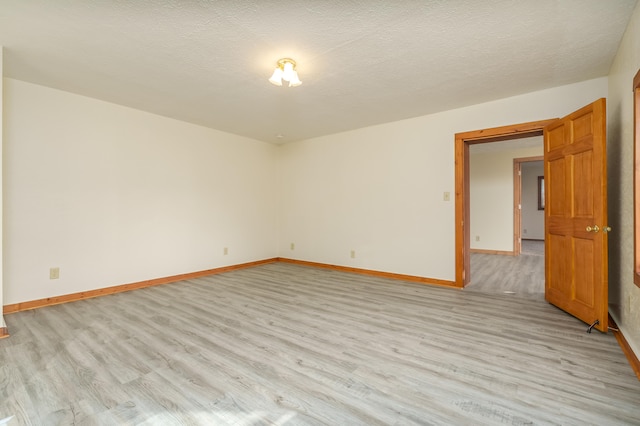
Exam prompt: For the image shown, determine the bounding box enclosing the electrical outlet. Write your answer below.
[49,267,60,280]
[475,236,480,242]
[350,250,356,259]
[223,247,228,255]
[523,229,527,234]
[290,243,295,250]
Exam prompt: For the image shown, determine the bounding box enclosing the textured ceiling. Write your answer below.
[0,0,637,144]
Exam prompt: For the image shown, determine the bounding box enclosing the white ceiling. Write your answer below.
[0,1,637,144]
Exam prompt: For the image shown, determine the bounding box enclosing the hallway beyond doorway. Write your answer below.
[467,240,544,298]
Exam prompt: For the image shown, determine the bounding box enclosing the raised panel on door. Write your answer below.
[544,98,608,332]
[547,234,569,296]
[573,237,595,308]
[547,158,566,217]
[573,151,594,217]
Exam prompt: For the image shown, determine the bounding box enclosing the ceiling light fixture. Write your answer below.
[269,58,302,87]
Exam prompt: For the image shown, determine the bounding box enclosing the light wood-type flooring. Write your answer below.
[1,262,639,425]
[468,240,545,298]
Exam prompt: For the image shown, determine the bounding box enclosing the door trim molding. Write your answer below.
[514,156,544,256]
[455,119,557,287]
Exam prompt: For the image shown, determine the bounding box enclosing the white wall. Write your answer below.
[3,79,278,305]
[469,145,543,252]
[521,161,544,240]
[607,2,640,357]
[278,78,607,281]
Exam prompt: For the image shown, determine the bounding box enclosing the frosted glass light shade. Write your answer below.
[288,71,302,87]
[282,61,294,81]
[269,58,302,87]
[269,67,283,86]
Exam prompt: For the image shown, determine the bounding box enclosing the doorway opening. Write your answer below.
[515,156,544,256]
[465,148,544,297]
[454,119,557,288]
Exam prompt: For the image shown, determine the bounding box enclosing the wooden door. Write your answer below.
[544,98,609,332]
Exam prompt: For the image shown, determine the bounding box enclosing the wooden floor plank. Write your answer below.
[468,248,545,297]
[1,262,638,425]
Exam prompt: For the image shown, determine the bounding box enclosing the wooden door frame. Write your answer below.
[454,119,557,287]
[514,156,544,256]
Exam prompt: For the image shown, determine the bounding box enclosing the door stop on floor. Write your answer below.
[587,319,599,333]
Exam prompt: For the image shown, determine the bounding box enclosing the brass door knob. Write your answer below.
[586,225,600,233]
